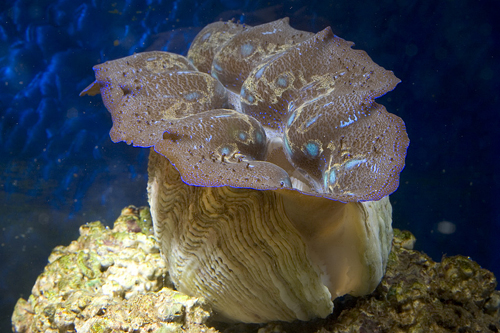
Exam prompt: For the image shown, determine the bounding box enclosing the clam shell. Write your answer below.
[148,149,393,323]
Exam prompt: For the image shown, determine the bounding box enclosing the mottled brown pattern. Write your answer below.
[81,19,408,203]
[188,20,250,75]
[82,52,227,147]
[210,18,313,93]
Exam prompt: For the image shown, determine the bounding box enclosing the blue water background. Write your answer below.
[1,0,499,330]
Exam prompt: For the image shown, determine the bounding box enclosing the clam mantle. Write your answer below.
[81,18,408,322]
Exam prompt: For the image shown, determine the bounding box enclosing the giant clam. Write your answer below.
[81,18,409,323]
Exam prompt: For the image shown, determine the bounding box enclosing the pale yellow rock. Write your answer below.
[11,208,215,333]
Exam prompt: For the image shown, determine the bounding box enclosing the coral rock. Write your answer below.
[12,207,214,333]
[12,210,500,332]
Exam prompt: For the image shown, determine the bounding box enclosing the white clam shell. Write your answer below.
[147,150,393,323]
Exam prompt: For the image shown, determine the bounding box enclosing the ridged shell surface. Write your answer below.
[148,150,393,322]
[148,150,333,322]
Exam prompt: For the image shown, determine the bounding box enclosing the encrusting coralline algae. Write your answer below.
[12,207,500,333]
[12,206,214,333]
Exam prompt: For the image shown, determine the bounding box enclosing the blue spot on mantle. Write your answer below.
[241,43,254,57]
[305,141,319,157]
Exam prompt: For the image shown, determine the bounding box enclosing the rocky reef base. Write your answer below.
[12,206,500,333]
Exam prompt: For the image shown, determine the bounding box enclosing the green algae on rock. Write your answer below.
[11,206,215,333]
[12,209,500,332]
[321,229,500,333]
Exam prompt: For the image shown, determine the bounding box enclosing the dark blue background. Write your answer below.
[1,0,499,331]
